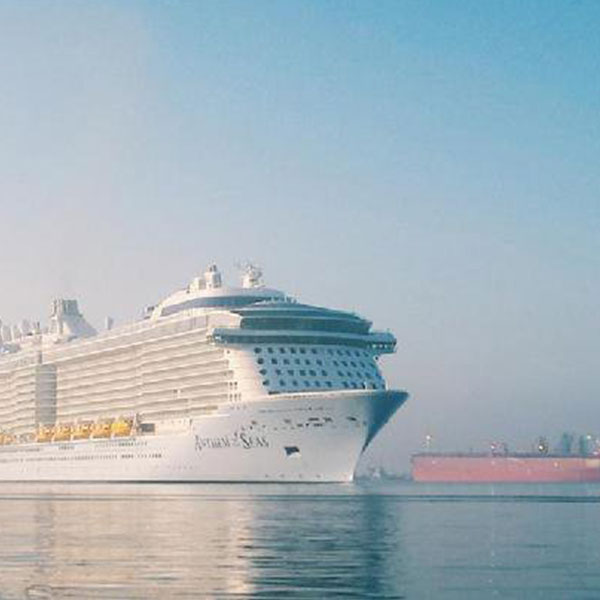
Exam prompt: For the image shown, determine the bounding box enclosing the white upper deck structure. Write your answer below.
[0,265,396,439]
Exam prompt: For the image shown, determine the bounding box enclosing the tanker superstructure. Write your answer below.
[0,265,407,482]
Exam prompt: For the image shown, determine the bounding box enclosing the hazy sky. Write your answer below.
[0,1,598,472]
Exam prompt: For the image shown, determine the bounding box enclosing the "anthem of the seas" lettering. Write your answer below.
[195,431,269,452]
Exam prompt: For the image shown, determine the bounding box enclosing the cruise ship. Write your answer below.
[0,265,407,482]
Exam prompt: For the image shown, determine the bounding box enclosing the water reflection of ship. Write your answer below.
[11,486,257,598]
[5,485,408,598]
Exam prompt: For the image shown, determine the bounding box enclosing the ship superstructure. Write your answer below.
[0,265,407,482]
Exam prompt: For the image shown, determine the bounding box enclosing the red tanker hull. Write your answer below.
[412,454,600,483]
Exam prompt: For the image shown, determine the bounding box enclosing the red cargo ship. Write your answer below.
[412,453,600,483]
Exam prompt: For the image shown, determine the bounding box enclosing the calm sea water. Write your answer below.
[1,481,600,599]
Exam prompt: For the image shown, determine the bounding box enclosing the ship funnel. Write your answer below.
[49,299,96,340]
[204,265,222,289]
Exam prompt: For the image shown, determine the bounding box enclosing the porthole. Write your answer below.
[326,381,332,388]
[287,370,294,376]
[254,347,262,354]
[279,348,286,354]
[292,380,299,386]
[304,381,311,387]
[267,347,274,354]
[259,369,267,375]
[300,370,306,376]
[321,370,328,376]
[263,380,270,386]
[309,370,316,376]
[275,369,282,375]
[271,359,278,365]
[257,358,264,365]
[316,359,323,366]
[299,348,306,355]
[279,379,286,386]
[283,359,290,365]
[290,348,297,354]
[311,348,318,354]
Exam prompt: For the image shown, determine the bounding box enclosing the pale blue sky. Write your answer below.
[0,1,598,471]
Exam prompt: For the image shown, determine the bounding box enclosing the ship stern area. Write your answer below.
[189,389,408,483]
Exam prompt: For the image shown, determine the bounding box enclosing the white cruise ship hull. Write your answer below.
[0,390,406,483]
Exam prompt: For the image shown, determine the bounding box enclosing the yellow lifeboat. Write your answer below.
[73,422,93,440]
[111,418,133,438]
[53,424,73,442]
[91,422,112,439]
[36,426,55,443]
[0,432,12,445]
